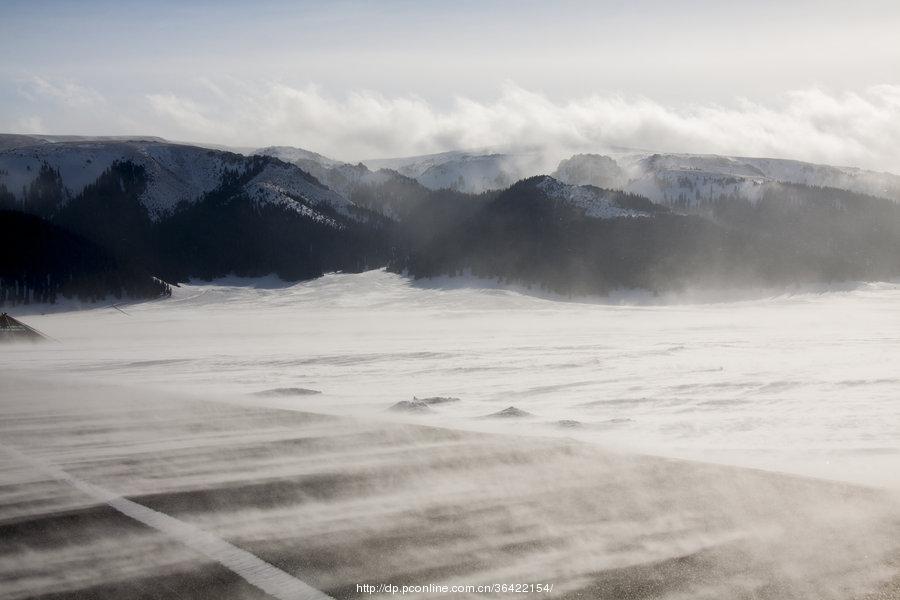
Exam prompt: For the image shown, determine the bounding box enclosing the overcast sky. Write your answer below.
[2,0,900,169]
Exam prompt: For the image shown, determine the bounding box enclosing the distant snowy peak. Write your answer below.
[622,153,900,204]
[740,157,900,199]
[533,176,652,219]
[0,133,170,151]
[636,153,767,179]
[553,154,627,190]
[363,146,900,203]
[364,149,475,178]
[311,163,399,198]
[242,161,354,227]
[416,154,517,193]
[253,145,343,169]
[365,150,552,194]
[252,144,397,198]
[624,164,769,207]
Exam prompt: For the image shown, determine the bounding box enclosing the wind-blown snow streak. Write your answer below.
[0,375,898,599]
[5,270,900,489]
[0,442,333,600]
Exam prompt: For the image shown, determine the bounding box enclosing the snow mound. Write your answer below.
[389,399,433,413]
[253,388,322,397]
[482,406,535,419]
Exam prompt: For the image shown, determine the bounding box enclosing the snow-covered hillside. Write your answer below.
[739,156,900,199]
[243,160,356,225]
[0,136,358,222]
[534,176,651,219]
[0,137,246,218]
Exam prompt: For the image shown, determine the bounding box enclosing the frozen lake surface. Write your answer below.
[5,269,900,488]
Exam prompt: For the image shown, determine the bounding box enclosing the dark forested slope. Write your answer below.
[0,210,170,305]
[0,147,395,306]
[394,176,900,295]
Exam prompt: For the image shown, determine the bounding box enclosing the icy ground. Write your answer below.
[4,376,897,600]
[4,269,899,488]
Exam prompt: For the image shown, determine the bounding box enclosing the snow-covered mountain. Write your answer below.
[0,135,401,300]
[567,151,900,204]
[0,134,169,149]
[252,145,465,223]
[613,153,900,206]
[359,146,900,204]
[0,135,357,224]
[5,134,900,304]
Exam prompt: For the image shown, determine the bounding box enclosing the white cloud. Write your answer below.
[138,81,900,173]
[10,75,900,173]
[22,76,107,110]
[11,115,45,134]
[146,93,228,139]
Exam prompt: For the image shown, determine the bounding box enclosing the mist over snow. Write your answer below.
[5,78,900,173]
[7,270,900,489]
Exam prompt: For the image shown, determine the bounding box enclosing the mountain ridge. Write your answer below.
[4,134,900,306]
